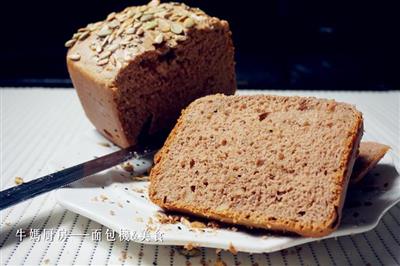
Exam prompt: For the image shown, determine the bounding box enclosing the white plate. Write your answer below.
[55,129,400,254]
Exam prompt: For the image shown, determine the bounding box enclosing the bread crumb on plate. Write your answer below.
[121,162,134,173]
[98,142,111,147]
[99,194,109,202]
[14,176,24,185]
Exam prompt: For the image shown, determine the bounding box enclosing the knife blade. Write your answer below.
[0,145,157,210]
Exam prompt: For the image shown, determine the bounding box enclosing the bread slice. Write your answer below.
[149,94,363,237]
[350,142,390,184]
[66,1,236,148]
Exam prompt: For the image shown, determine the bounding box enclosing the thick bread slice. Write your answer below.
[351,142,390,184]
[149,94,363,237]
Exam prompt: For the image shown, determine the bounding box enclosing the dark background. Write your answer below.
[0,1,395,90]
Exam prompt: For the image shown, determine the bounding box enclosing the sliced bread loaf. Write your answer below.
[149,94,363,237]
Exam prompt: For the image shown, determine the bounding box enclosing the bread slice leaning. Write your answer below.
[351,141,390,184]
[149,94,363,237]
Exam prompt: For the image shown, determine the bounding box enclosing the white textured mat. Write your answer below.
[1,88,399,265]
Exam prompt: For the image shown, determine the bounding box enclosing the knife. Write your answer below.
[0,145,157,211]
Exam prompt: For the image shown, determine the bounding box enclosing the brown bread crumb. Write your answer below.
[176,244,201,257]
[121,162,134,173]
[228,243,237,255]
[14,176,24,185]
[214,259,227,266]
[98,142,111,147]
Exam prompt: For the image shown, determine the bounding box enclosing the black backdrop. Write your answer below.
[0,0,394,90]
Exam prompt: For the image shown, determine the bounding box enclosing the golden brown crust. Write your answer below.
[149,95,364,237]
[328,114,363,233]
[67,57,131,147]
[66,3,236,148]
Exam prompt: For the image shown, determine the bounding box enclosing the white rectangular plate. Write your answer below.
[54,128,400,254]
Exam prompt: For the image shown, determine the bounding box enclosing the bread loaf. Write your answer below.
[149,94,363,237]
[66,1,236,147]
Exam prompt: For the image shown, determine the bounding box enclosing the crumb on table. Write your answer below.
[176,244,201,257]
[14,176,24,185]
[121,162,134,173]
[228,242,237,255]
[119,251,127,261]
[98,142,111,147]
[214,258,227,266]
[133,175,149,181]
[100,195,109,202]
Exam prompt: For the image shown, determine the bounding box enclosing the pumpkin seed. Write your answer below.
[97,58,109,66]
[97,25,111,37]
[178,15,188,22]
[72,33,81,40]
[87,23,98,31]
[170,22,183,34]
[133,12,143,20]
[138,5,148,12]
[108,19,120,29]
[65,39,76,48]
[107,43,119,52]
[110,55,117,66]
[68,53,81,61]
[106,12,116,21]
[99,51,111,59]
[78,31,90,41]
[158,19,170,32]
[167,39,177,47]
[148,0,160,7]
[126,27,136,34]
[175,35,187,42]
[137,27,144,35]
[95,44,103,53]
[153,33,164,44]
[127,9,136,18]
[89,43,97,51]
[140,14,153,22]
[143,20,158,30]
[183,18,195,28]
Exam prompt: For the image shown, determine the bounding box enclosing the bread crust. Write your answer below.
[149,95,364,237]
[66,3,237,148]
[67,58,131,147]
[350,142,390,184]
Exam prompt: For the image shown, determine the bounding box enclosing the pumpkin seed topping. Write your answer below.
[65,1,208,71]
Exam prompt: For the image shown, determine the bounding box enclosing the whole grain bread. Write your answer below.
[149,94,363,237]
[351,141,390,184]
[66,1,236,148]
